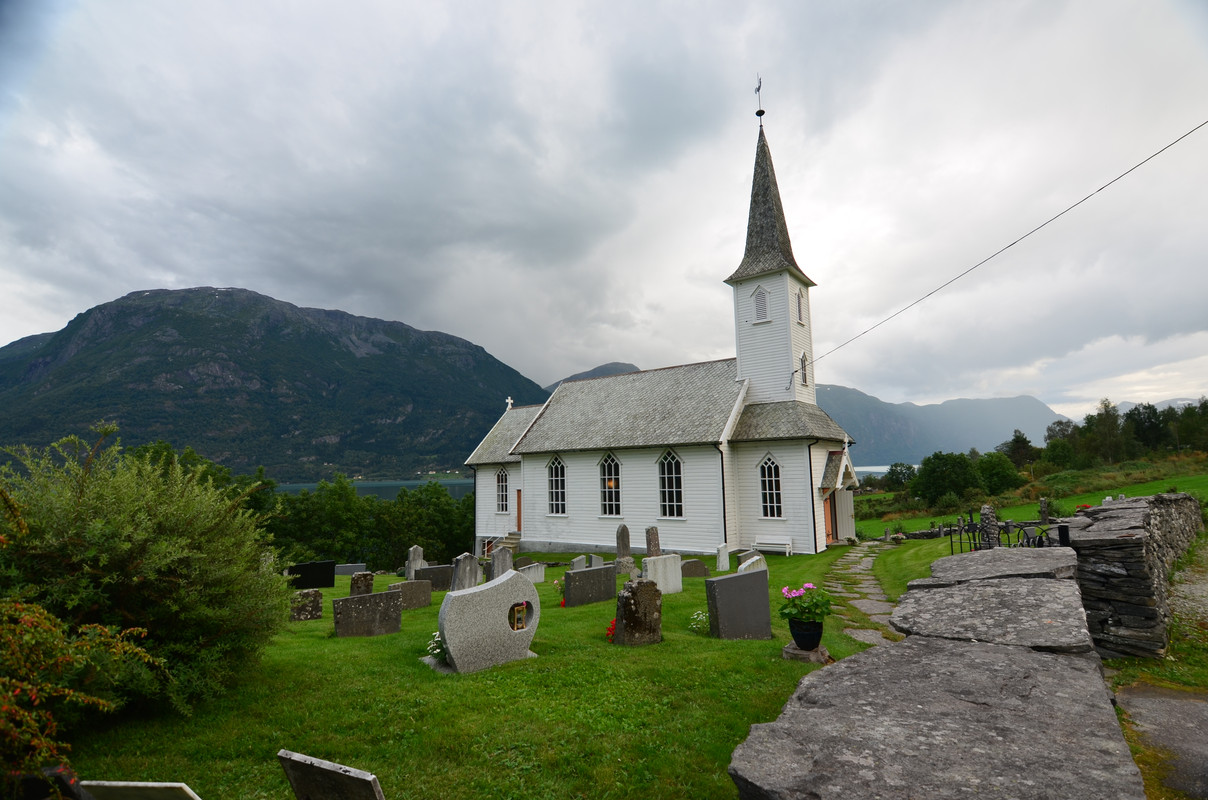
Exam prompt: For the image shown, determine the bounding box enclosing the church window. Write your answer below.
[760,456,783,518]
[754,287,768,322]
[496,469,509,513]
[600,453,621,516]
[796,289,806,323]
[658,451,684,518]
[548,456,566,515]
[800,352,809,386]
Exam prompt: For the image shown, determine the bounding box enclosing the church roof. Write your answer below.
[725,127,816,287]
[510,359,745,454]
[464,403,542,465]
[730,400,850,443]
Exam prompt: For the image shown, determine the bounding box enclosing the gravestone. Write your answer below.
[287,560,336,590]
[436,569,540,674]
[335,563,367,576]
[278,749,385,800]
[587,554,604,569]
[79,782,204,799]
[333,591,403,637]
[414,564,453,592]
[386,580,433,609]
[616,523,631,559]
[517,562,546,583]
[570,555,588,572]
[406,545,427,581]
[979,504,999,547]
[614,578,662,646]
[736,550,759,567]
[705,569,772,640]
[514,555,535,569]
[737,553,768,574]
[291,589,323,621]
[717,543,732,572]
[349,571,375,596]
[451,552,482,591]
[564,563,618,607]
[642,553,683,595]
[1040,497,1050,525]
[488,548,514,582]
[645,526,662,557]
[681,559,710,578]
[614,556,637,578]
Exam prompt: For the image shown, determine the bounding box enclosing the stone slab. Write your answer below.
[516,562,546,583]
[736,553,768,574]
[781,642,832,664]
[717,543,732,572]
[705,569,772,640]
[587,554,604,569]
[926,547,1079,585]
[335,563,368,576]
[680,558,710,578]
[569,555,587,571]
[277,749,385,800]
[438,569,539,674]
[1115,684,1208,798]
[290,589,322,621]
[616,523,631,559]
[79,783,203,800]
[332,591,403,637]
[405,545,427,581]
[385,580,432,609]
[286,560,336,590]
[349,571,374,596]
[614,578,662,646]
[890,577,1094,653]
[642,553,683,595]
[514,555,534,569]
[729,636,1144,800]
[844,628,890,645]
[451,552,482,591]
[850,598,894,615]
[564,563,617,608]
[413,564,452,592]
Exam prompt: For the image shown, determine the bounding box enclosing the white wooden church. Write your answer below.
[466,125,858,556]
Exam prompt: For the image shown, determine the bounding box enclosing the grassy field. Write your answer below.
[70,549,870,800]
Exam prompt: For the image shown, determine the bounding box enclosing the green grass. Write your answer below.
[69,548,868,800]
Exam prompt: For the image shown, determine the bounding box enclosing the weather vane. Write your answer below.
[755,75,765,124]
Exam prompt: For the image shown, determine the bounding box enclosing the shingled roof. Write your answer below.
[510,359,745,454]
[464,404,542,465]
[730,400,850,443]
[725,127,816,287]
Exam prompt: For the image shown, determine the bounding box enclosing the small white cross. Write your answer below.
[506,396,514,410]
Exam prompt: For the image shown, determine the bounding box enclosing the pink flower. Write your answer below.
[803,583,815,590]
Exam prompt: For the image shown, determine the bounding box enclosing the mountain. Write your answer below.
[815,385,1066,466]
[1118,398,1202,414]
[0,288,548,481]
[544,362,640,393]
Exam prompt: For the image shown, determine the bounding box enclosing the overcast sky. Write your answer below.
[2,1,1207,421]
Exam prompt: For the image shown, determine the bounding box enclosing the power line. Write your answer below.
[809,116,1208,367]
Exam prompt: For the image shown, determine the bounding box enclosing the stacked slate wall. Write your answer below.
[1064,493,1202,658]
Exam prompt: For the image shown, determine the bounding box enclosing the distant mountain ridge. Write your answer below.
[0,288,547,481]
[543,362,640,393]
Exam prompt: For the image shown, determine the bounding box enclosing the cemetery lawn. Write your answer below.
[70,548,870,800]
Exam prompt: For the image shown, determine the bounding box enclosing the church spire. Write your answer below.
[725,126,815,286]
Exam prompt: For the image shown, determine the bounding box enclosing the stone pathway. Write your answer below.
[823,540,900,645]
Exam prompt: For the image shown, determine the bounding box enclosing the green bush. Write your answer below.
[935,491,961,513]
[0,428,292,712]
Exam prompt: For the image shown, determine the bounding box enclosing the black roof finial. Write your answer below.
[755,75,765,126]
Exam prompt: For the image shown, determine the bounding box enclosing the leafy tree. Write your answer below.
[977,451,1025,495]
[1043,437,1075,469]
[995,429,1042,469]
[909,451,984,506]
[1045,419,1077,444]
[0,427,292,712]
[1123,403,1167,451]
[1081,399,1123,464]
[883,463,916,491]
[269,474,376,565]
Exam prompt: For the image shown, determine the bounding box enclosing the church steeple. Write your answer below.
[725,127,815,287]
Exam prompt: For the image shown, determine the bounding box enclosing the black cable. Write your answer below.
[809,116,1208,367]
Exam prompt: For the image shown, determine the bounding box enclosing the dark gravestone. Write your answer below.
[386,580,433,609]
[614,578,662,646]
[645,526,662,557]
[564,564,618,608]
[291,589,323,621]
[349,571,375,596]
[681,558,710,578]
[569,555,587,571]
[332,591,403,637]
[414,564,453,592]
[335,563,367,576]
[616,523,631,559]
[705,570,772,640]
[451,552,482,591]
[287,560,336,590]
[278,749,385,800]
[17,767,95,800]
[735,550,759,567]
[514,555,535,569]
[487,548,514,582]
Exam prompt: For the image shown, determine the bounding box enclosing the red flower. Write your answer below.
[560,598,565,607]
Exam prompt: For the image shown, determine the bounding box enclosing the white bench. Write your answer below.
[753,534,793,556]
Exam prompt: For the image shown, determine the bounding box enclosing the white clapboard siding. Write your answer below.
[732,274,798,405]
[731,440,817,554]
[474,464,518,540]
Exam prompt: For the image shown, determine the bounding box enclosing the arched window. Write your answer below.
[800,351,809,386]
[496,468,509,513]
[658,451,684,518]
[795,288,806,323]
[548,456,566,515]
[599,453,621,516]
[754,287,768,322]
[760,455,782,518]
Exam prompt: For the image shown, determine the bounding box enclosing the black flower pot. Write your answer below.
[788,618,824,650]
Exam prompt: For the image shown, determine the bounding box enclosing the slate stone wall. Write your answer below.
[1065,493,1202,658]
